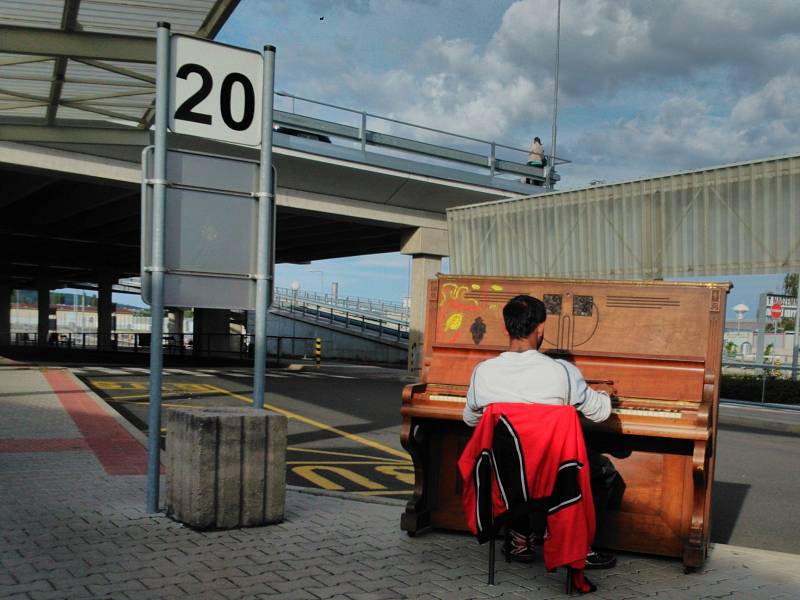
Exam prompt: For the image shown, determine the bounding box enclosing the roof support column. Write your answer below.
[97,279,114,351]
[401,227,449,373]
[37,281,50,346]
[0,282,10,345]
[193,309,235,358]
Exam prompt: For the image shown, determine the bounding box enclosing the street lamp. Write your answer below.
[733,303,749,332]
[290,281,300,355]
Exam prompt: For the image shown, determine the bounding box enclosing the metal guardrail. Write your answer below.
[273,91,568,182]
[7,331,319,365]
[272,296,408,343]
[273,286,409,321]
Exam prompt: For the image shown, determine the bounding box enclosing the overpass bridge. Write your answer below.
[0,0,560,366]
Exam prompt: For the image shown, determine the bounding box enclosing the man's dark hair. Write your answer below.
[503,295,546,340]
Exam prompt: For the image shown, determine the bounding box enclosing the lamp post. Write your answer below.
[291,281,300,355]
[546,0,561,191]
[733,303,749,333]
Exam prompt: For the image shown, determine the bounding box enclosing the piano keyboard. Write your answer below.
[429,395,684,420]
[612,407,682,419]
[429,394,466,403]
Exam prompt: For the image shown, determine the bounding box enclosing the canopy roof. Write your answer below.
[0,0,238,129]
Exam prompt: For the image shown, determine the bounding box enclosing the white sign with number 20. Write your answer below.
[169,36,263,146]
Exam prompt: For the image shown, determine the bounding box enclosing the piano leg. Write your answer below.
[683,440,710,569]
[400,419,432,535]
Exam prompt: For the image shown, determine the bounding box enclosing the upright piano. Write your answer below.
[401,275,730,568]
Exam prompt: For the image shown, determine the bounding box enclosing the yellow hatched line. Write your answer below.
[112,399,204,410]
[287,460,411,466]
[205,384,410,461]
[286,446,408,462]
[355,490,414,496]
[105,392,218,402]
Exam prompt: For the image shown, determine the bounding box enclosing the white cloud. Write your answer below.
[732,75,800,131]
[227,0,800,303]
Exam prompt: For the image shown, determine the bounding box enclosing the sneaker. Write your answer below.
[503,529,537,563]
[585,549,616,569]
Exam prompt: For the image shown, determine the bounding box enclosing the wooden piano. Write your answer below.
[400,275,730,568]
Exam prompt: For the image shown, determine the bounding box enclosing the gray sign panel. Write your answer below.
[142,147,273,310]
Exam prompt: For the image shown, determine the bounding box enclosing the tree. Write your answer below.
[781,273,798,331]
[784,273,798,297]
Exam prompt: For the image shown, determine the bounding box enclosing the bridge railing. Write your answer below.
[272,91,569,183]
[272,295,409,343]
[273,286,409,321]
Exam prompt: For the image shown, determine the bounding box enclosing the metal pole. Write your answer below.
[360,111,367,153]
[793,273,800,380]
[292,289,297,356]
[253,45,276,409]
[146,21,170,514]
[545,0,561,190]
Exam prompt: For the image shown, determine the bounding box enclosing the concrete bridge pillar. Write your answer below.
[37,281,50,346]
[0,282,10,345]
[97,279,114,350]
[193,309,236,357]
[401,227,449,373]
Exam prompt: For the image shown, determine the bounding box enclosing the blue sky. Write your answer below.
[136,0,800,318]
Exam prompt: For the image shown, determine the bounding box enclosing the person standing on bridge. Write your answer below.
[527,136,547,167]
[462,294,619,570]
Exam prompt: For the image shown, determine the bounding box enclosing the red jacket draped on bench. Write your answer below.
[457,403,595,571]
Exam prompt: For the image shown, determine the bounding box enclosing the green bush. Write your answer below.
[721,374,800,405]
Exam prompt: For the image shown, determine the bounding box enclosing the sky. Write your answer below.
[202,0,800,319]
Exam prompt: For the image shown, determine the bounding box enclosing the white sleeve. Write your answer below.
[463,365,483,427]
[557,359,611,423]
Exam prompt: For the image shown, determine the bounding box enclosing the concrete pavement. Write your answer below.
[2,364,800,599]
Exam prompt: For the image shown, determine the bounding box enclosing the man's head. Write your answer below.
[503,295,546,349]
[534,136,541,144]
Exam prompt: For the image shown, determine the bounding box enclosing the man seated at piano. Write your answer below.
[462,294,618,569]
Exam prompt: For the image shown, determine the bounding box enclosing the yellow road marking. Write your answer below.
[286,446,408,462]
[292,465,386,491]
[355,490,414,496]
[205,384,410,460]
[110,399,204,410]
[375,464,415,484]
[88,380,218,394]
[287,460,409,466]
[105,392,218,402]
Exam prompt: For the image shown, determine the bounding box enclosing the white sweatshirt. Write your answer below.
[463,349,611,427]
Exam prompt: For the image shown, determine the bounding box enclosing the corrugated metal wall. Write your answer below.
[448,155,800,278]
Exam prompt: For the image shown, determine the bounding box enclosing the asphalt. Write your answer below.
[1,360,800,599]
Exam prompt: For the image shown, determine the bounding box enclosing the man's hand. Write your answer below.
[586,379,616,397]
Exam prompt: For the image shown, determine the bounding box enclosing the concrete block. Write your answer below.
[166,407,288,529]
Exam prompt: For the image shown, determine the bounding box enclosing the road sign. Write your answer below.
[169,35,263,146]
[766,294,797,319]
[771,303,783,318]
[141,147,275,310]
